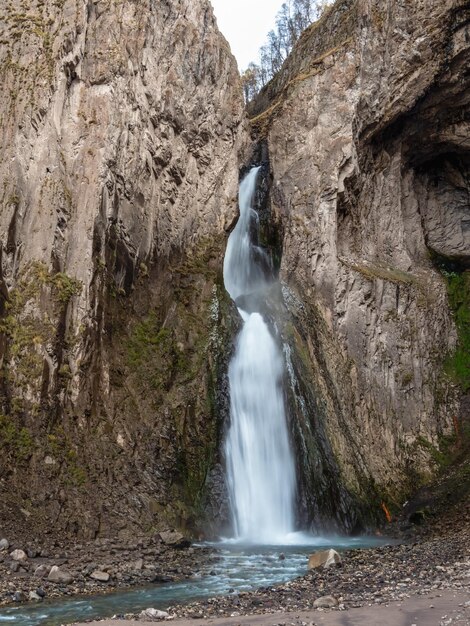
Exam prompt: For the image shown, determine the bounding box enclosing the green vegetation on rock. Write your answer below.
[0,413,34,461]
[126,313,171,369]
[0,261,82,404]
[47,430,88,488]
[416,434,457,470]
[443,271,470,392]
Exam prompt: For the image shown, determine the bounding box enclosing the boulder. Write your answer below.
[34,564,51,579]
[308,549,342,570]
[10,561,20,573]
[47,566,74,584]
[139,608,169,620]
[90,570,110,582]
[132,558,144,570]
[159,531,190,548]
[0,538,9,551]
[313,595,338,609]
[10,549,27,562]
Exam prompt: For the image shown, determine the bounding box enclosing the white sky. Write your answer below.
[210,0,282,71]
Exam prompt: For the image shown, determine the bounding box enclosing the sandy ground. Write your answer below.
[73,590,470,626]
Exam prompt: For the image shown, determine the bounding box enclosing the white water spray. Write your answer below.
[223,167,296,544]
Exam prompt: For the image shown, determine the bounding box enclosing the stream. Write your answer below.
[0,536,390,626]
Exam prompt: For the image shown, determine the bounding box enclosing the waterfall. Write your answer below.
[223,167,296,544]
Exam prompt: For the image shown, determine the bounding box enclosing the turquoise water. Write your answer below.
[0,536,391,626]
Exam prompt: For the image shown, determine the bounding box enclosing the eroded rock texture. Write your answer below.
[250,0,469,530]
[0,0,245,538]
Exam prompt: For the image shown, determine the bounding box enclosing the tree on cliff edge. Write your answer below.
[241,0,332,102]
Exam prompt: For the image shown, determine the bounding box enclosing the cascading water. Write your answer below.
[223,167,296,544]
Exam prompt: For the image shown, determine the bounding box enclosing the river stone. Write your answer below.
[26,547,39,559]
[139,608,169,620]
[308,549,342,570]
[132,558,144,570]
[34,564,51,578]
[159,531,190,548]
[0,538,9,551]
[10,561,20,573]
[314,595,338,608]
[90,570,110,582]
[48,565,74,584]
[10,549,27,562]
[28,591,42,602]
[12,591,26,602]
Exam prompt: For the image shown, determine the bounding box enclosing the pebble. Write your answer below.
[12,591,26,602]
[33,564,51,579]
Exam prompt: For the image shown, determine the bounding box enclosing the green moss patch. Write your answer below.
[443,271,470,392]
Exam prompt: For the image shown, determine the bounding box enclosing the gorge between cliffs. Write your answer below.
[0,0,469,622]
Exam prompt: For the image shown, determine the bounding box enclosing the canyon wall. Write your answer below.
[250,0,469,530]
[0,0,245,538]
[0,0,468,540]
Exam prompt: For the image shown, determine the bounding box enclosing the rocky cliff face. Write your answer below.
[0,0,467,541]
[0,0,246,538]
[249,0,469,530]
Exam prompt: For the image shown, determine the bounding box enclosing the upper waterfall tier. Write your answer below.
[223,167,269,304]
